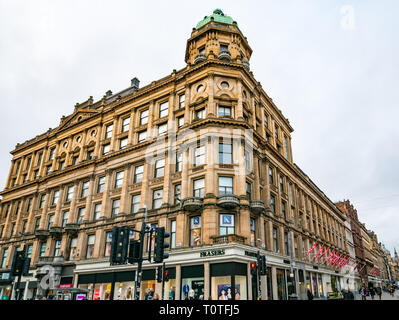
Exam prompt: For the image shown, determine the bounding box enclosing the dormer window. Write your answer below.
[199,47,205,55]
[220,44,228,52]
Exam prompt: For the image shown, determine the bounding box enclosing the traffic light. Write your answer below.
[10,250,25,277]
[128,240,141,264]
[157,265,163,283]
[164,270,169,282]
[250,261,257,277]
[22,257,31,276]
[153,227,170,263]
[260,255,267,276]
[110,226,130,264]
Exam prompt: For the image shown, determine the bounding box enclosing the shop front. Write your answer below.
[163,267,176,300]
[141,269,155,300]
[0,275,13,300]
[181,265,204,300]
[210,262,247,300]
[78,270,137,300]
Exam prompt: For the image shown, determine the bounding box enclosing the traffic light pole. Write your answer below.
[161,262,165,300]
[133,219,146,300]
[133,205,148,300]
[13,232,26,301]
[257,251,262,300]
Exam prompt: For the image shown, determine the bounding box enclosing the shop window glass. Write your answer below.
[182,277,204,300]
[219,214,234,235]
[211,276,231,300]
[190,216,201,247]
[114,281,135,300]
[276,268,287,300]
[104,232,112,257]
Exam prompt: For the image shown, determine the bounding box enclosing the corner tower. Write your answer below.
[185,9,252,69]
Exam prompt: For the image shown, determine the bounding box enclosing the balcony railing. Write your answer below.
[194,53,206,64]
[217,194,240,209]
[182,197,203,212]
[250,200,265,214]
[218,50,231,62]
[64,223,79,234]
[37,255,64,267]
[35,229,49,240]
[211,234,246,245]
[49,226,63,238]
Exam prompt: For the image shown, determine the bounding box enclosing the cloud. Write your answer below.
[0,1,398,252]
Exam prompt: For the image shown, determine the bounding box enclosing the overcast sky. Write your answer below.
[0,1,398,254]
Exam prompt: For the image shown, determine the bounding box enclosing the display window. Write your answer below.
[78,283,94,300]
[317,273,324,297]
[141,280,156,300]
[286,269,296,296]
[234,276,247,300]
[93,283,112,300]
[219,214,234,235]
[212,275,231,300]
[114,281,135,300]
[163,279,176,300]
[266,267,273,300]
[104,232,112,257]
[181,277,204,300]
[276,268,287,300]
[311,273,318,297]
[190,216,201,247]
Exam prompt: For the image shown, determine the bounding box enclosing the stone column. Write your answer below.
[180,147,189,199]
[272,266,278,300]
[184,86,191,125]
[205,136,216,195]
[120,164,132,214]
[100,170,112,219]
[202,206,216,246]
[267,220,273,251]
[93,229,105,259]
[93,123,103,158]
[140,162,150,209]
[54,186,65,226]
[204,261,210,300]
[258,216,266,249]
[147,100,155,140]
[38,189,51,230]
[82,174,96,223]
[207,74,216,116]
[162,153,171,206]
[67,180,79,224]
[128,111,135,145]
[26,194,39,233]
[78,130,88,162]
[110,117,118,152]
[236,80,243,120]
[175,264,181,300]
[175,212,186,248]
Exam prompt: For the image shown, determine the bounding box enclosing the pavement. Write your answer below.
[354,290,399,300]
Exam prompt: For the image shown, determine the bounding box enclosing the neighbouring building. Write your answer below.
[336,200,366,288]
[0,9,350,300]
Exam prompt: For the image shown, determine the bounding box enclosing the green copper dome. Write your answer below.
[196,9,235,29]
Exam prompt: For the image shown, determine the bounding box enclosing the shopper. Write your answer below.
[307,289,314,300]
[376,286,382,300]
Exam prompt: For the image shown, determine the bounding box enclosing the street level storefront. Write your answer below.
[73,243,349,300]
[0,273,13,300]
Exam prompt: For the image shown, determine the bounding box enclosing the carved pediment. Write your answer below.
[58,109,99,130]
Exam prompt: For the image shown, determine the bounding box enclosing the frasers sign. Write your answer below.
[200,249,225,258]
[305,242,366,274]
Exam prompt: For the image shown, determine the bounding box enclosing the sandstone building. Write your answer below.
[0,9,350,300]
